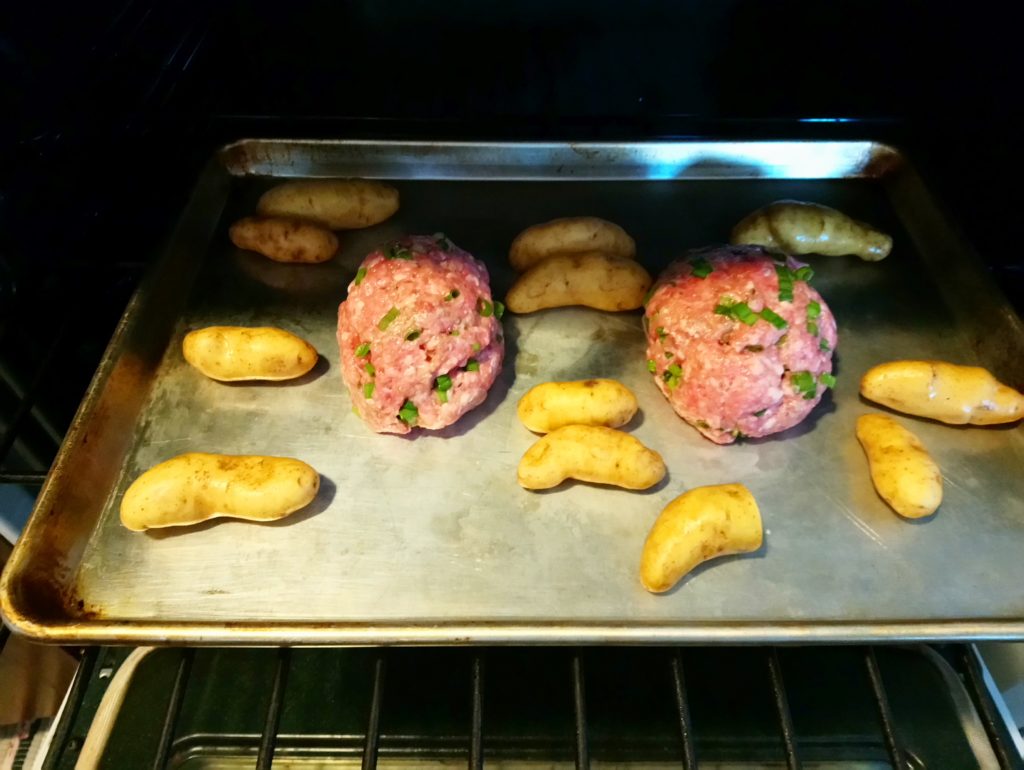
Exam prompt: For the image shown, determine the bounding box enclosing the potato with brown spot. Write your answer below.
[860,360,1024,425]
[640,483,763,593]
[517,379,638,433]
[730,200,892,261]
[509,216,636,271]
[517,425,665,490]
[183,326,318,382]
[506,252,652,313]
[229,216,338,263]
[257,179,399,229]
[856,413,942,519]
[120,453,320,531]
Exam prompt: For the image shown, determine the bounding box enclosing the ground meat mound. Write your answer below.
[337,234,504,434]
[644,245,837,444]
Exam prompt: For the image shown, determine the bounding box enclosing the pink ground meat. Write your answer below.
[337,234,504,434]
[644,245,838,444]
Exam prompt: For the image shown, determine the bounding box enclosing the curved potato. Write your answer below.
[509,216,636,271]
[257,179,399,230]
[120,453,320,531]
[229,216,338,263]
[730,200,892,261]
[183,326,318,382]
[506,252,652,313]
[856,414,942,519]
[517,379,638,433]
[860,360,1024,425]
[517,425,665,490]
[640,483,763,593]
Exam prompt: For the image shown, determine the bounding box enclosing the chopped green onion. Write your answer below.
[436,374,453,391]
[405,329,422,341]
[759,307,788,329]
[444,289,460,302]
[378,307,399,330]
[477,297,494,317]
[656,326,668,340]
[363,382,375,399]
[715,300,758,326]
[819,338,831,352]
[753,408,767,417]
[398,400,419,426]
[664,352,674,359]
[667,363,682,377]
[355,343,371,358]
[364,362,376,377]
[386,243,413,260]
[795,266,814,282]
[777,333,789,346]
[744,344,764,352]
[791,371,817,399]
[806,300,821,320]
[465,358,480,372]
[450,329,460,336]
[663,363,683,389]
[775,265,795,302]
[438,389,449,404]
[471,342,481,352]
[494,300,505,319]
[647,359,657,373]
[354,267,367,286]
[819,372,837,389]
[690,257,713,278]
[807,321,819,336]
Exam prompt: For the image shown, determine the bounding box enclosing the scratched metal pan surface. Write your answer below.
[4,140,1024,645]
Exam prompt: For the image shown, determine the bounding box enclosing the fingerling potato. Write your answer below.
[257,179,399,230]
[509,216,636,271]
[730,199,892,261]
[856,414,942,519]
[861,360,1024,425]
[229,216,338,263]
[506,252,652,313]
[640,483,763,593]
[183,326,318,382]
[120,453,320,531]
[517,425,665,490]
[517,379,638,433]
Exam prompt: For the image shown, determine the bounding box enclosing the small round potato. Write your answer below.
[506,252,652,313]
[517,379,638,433]
[856,413,942,519]
[120,453,320,531]
[257,179,399,230]
[640,483,763,593]
[183,326,318,382]
[860,360,1024,425]
[509,216,636,272]
[517,425,665,491]
[229,215,339,263]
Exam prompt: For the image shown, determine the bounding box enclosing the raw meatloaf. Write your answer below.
[338,234,504,434]
[644,245,837,444]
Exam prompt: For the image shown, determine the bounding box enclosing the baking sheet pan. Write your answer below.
[3,140,1024,645]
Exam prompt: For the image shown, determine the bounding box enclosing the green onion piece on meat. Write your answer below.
[450,329,460,336]
[807,321,819,336]
[494,300,505,319]
[753,408,767,417]
[656,326,668,340]
[444,289,460,301]
[732,302,758,326]
[690,257,713,278]
[667,363,682,377]
[386,243,413,260]
[465,358,480,372]
[355,343,371,358]
[405,329,422,341]
[378,307,400,330]
[791,371,817,399]
[665,352,674,359]
[354,267,367,286]
[663,363,683,389]
[364,362,376,377]
[759,308,788,329]
[438,389,449,404]
[775,265,795,302]
[471,342,481,352]
[477,298,494,317]
[363,382,375,399]
[806,300,821,320]
[819,338,831,352]
[647,359,657,373]
[795,266,814,282]
[398,400,419,426]
[744,344,764,352]
[436,374,453,391]
[819,372,837,389]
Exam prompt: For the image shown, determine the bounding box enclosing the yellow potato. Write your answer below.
[509,216,636,271]
[183,326,318,382]
[257,179,399,230]
[229,216,338,263]
[860,360,1024,425]
[517,379,638,433]
[640,483,763,593]
[856,414,942,519]
[730,200,892,261]
[517,425,665,490]
[505,252,652,313]
[120,453,320,531]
